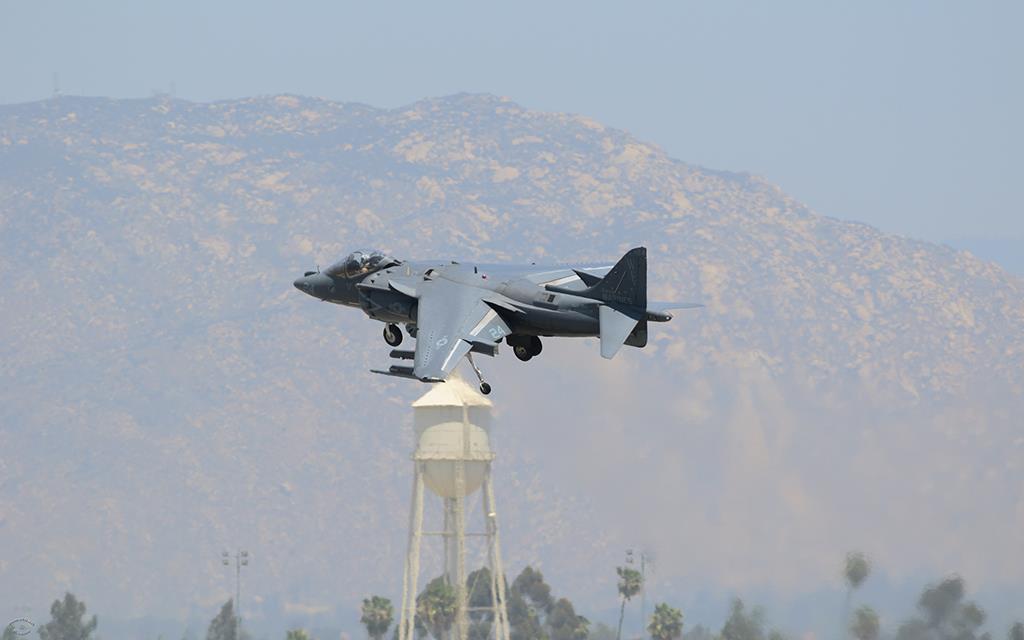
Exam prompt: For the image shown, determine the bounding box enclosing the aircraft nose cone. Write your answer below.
[294,273,332,298]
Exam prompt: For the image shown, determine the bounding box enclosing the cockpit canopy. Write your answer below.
[325,249,401,279]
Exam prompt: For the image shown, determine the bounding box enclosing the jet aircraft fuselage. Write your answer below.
[293,247,698,393]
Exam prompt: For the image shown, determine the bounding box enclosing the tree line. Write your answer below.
[12,554,1023,640]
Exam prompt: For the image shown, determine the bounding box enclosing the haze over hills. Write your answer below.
[1,94,1022,637]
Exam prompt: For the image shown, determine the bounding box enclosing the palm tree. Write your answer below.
[362,596,395,640]
[647,603,683,640]
[417,578,457,640]
[616,566,644,640]
[843,552,871,640]
[850,607,879,640]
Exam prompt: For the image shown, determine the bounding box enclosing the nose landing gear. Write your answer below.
[383,323,403,347]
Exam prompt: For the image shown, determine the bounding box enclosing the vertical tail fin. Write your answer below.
[545,246,649,358]
[545,247,648,308]
[593,247,646,307]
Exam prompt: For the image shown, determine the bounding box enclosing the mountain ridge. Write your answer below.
[1,92,1021,628]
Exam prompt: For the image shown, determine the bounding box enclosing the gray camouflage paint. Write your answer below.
[293,246,699,389]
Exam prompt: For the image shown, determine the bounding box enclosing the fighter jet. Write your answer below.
[293,246,700,394]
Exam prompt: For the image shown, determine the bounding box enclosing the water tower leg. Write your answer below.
[452,459,469,640]
[400,463,426,640]
[483,467,510,640]
[444,498,454,586]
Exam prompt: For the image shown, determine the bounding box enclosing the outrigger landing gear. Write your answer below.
[383,323,403,347]
[466,353,491,395]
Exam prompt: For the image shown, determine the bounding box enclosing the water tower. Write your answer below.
[397,377,511,640]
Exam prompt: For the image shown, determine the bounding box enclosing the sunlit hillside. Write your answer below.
[1,94,1021,636]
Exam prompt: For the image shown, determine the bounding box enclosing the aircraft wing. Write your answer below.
[411,278,512,382]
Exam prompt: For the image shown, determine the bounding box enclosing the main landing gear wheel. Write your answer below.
[510,335,542,362]
[383,323,403,347]
[479,382,492,395]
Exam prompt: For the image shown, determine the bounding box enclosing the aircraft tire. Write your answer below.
[479,382,492,395]
[513,344,533,362]
[529,336,543,356]
[383,323,403,347]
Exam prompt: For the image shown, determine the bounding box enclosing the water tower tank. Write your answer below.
[412,376,494,498]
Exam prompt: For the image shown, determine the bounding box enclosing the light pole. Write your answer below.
[222,549,249,638]
[626,549,634,640]
[625,549,650,640]
[640,551,648,638]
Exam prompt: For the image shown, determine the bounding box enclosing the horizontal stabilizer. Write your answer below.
[646,300,704,322]
[649,301,703,311]
[599,305,641,359]
[573,269,604,287]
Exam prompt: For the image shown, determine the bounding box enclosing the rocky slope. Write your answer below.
[1,94,1021,630]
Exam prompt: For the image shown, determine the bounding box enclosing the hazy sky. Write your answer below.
[3,4,1024,633]
[2,0,1022,260]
